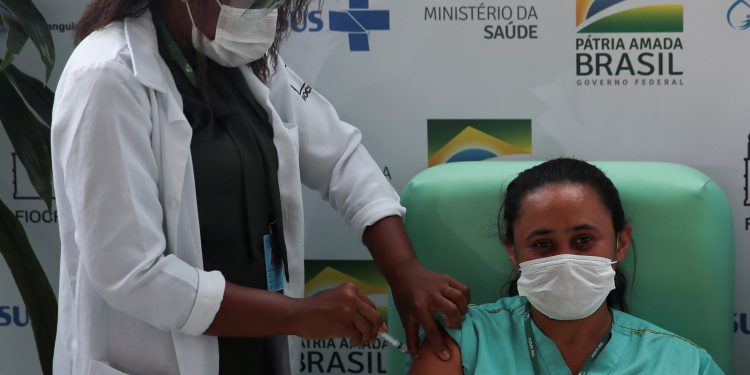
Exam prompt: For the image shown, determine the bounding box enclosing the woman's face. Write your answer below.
[504,183,631,267]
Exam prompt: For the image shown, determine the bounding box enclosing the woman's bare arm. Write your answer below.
[407,330,463,375]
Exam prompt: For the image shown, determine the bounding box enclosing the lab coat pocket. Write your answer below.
[88,360,129,375]
[283,122,299,154]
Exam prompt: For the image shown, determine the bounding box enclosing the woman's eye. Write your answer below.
[574,235,593,244]
[532,241,553,249]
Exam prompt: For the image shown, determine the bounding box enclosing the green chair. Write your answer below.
[387,161,734,374]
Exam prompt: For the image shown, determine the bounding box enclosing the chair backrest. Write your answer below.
[387,161,734,374]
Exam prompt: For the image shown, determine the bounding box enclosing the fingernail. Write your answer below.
[440,350,451,361]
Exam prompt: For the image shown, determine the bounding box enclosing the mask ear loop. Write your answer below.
[614,234,621,264]
[511,245,521,272]
[182,0,197,26]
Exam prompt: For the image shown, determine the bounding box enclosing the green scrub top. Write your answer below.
[446,296,724,375]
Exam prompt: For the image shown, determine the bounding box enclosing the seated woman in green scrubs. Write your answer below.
[408,158,724,375]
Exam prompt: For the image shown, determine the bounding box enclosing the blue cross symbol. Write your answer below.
[329,0,390,51]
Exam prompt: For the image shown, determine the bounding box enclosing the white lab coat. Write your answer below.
[51,9,404,375]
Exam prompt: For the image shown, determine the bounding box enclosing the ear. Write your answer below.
[503,239,519,270]
[615,224,632,262]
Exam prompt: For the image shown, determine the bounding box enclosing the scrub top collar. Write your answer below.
[528,308,631,375]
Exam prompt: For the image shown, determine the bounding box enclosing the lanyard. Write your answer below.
[523,303,611,375]
[152,11,199,89]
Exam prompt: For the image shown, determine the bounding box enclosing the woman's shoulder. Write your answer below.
[450,296,527,337]
[438,296,530,374]
[466,295,527,318]
[612,309,699,348]
[612,310,724,373]
[65,21,133,76]
[445,296,525,328]
[52,19,156,135]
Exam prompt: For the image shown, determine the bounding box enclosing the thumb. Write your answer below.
[422,319,451,361]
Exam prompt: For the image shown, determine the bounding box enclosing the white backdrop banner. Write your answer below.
[0,0,747,374]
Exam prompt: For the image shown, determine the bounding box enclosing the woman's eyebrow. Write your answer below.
[525,224,600,240]
[525,229,553,240]
[568,224,598,232]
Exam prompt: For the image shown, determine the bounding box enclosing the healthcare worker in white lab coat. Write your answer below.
[51,0,470,374]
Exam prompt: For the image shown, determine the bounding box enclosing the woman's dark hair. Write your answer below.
[499,158,635,311]
[74,0,313,83]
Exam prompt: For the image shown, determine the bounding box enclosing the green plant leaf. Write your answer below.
[0,199,57,375]
[0,72,52,209]
[0,0,55,81]
[0,13,28,72]
[4,63,53,125]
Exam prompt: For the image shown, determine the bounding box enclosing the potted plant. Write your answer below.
[0,0,58,374]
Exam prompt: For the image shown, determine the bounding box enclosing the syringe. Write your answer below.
[378,332,410,354]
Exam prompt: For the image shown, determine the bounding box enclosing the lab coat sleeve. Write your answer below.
[269,61,406,239]
[52,60,224,335]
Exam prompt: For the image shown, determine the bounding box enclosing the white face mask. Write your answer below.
[183,0,278,67]
[517,254,616,320]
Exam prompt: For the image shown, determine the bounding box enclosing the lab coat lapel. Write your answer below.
[237,65,299,233]
[125,12,195,258]
[238,65,301,375]
[124,10,169,94]
[160,97,194,255]
[237,65,304,276]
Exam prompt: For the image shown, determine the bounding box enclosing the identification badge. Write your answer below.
[264,234,284,292]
